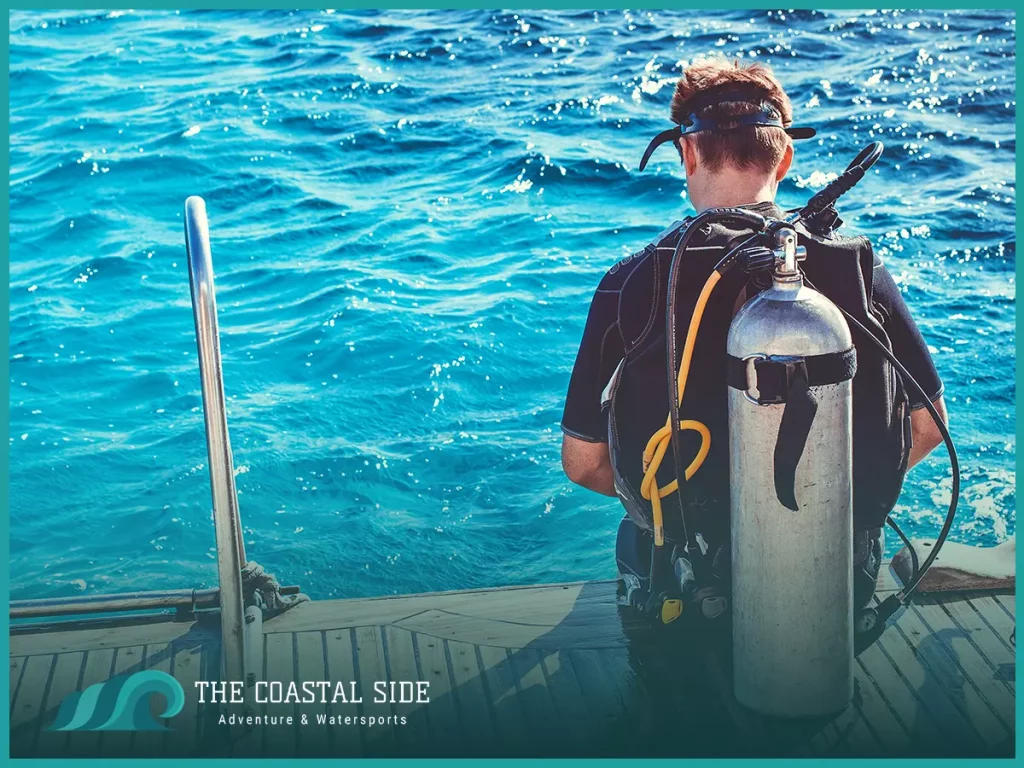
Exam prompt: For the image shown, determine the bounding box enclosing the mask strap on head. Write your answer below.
[638,85,815,171]
[639,127,683,172]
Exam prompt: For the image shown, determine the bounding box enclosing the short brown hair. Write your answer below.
[670,57,793,173]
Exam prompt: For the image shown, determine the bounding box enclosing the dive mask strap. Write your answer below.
[638,126,682,172]
[638,100,816,171]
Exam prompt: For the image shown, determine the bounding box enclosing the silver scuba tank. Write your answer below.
[726,227,856,717]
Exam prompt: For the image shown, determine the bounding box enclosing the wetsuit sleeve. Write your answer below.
[871,262,944,409]
[561,282,624,443]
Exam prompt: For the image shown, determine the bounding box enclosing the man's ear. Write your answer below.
[776,142,794,182]
[680,136,699,177]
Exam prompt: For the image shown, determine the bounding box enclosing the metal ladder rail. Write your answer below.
[184,196,247,686]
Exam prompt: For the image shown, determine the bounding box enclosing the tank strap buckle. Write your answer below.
[741,354,767,404]
[741,354,809,405]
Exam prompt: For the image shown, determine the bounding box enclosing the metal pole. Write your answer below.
[184,196,247,686]
[10,588,221,619]
[9,585,300,621]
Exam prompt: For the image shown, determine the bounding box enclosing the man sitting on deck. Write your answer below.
[559,56,948,616]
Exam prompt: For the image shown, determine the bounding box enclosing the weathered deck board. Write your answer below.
[10,653,54,756]
[382,627,432,755]
[885,600,1011,749]
[261,631,297,757]
[165,638,203,757]
[478,644,532,756]
[10,580,1015,758]
[63,648,115,758]
[414,633,464,756]
[447,638,498,754]
[30,651,82,758]
[100,644,144,757]
[353,625,399,756]
[294,631,330,757]
[131,642,173,756]
[322,627,362,757]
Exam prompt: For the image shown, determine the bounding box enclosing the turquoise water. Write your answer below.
[9,9,1016,601]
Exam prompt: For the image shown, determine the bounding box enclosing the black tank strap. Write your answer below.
[773,371,819,511]
[725,348,857,511]
[725,347,857,404]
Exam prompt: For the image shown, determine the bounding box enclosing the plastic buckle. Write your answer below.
[743,354,808,405]
[741,353,767,404]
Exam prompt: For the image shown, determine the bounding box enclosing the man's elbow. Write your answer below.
[908,396,948,466]
[561,435,617,495]
[562,456,599,488]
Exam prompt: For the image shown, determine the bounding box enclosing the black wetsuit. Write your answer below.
[561,201,944,608]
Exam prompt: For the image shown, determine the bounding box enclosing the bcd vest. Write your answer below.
[606,212,912,547]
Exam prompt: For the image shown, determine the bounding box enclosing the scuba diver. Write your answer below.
[560,56,950,624]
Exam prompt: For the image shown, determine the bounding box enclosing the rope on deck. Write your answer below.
[242,561,309,617]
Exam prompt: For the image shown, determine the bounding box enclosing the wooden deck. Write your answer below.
[10,578,1016,758]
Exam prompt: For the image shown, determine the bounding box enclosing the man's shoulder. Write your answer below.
[597,220,687,292]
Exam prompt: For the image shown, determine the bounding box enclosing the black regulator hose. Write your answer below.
[797,141,884,219]
[664,207,767,569]
[793,140,959,619]
[801,276,960,617]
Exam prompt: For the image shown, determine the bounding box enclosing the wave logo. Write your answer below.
[47,669,185,732]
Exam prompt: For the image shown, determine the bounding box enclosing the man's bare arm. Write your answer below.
[561,434,617,496]
[908,395,948,469]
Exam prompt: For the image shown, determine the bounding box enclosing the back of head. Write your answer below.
[671,57,794,174]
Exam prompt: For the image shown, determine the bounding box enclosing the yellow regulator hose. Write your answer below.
[640,270,722,546]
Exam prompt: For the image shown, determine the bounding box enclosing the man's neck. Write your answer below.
[689,171,777,212]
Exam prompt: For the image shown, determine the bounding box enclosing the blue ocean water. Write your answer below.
[8,9,1016,602]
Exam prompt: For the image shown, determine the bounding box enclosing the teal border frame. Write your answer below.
[3,3,1018,765]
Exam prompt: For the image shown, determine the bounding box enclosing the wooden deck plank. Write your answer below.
[827,687,886,756]
[937,602,1011,696]
[381,627,431,756]
[63,648,115,758]
[960,596,1016,693]
[414,633,464,756]
[536,648,592,756]
[10,654,54,757]
[632,644,746,758]
[131,643,174,757]
[698,646,783,757]
[477,644,531,757]
[10,617,195,657]
[294,631,331,757]
[261,632,298,757]
[970,596,1017,653]
[10,653,54,755]
[266,582,630,644]
[566,648,631,753]
[909,600,1015,734]
[993,593,1015,619]
[196,631,224,756]
[25,652,82,758]
[9,655,25,712]
[872,607,986,754]
[507,647,564,754]
[598,647,660,747]
[854,643,933,756]
[101,645,144,758]
[165,639,203,757]
[323,628,362,757]
[883,603,1009,752]
[6,579,1015,759]
[353,626,398,756]
[447,638,499,755]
